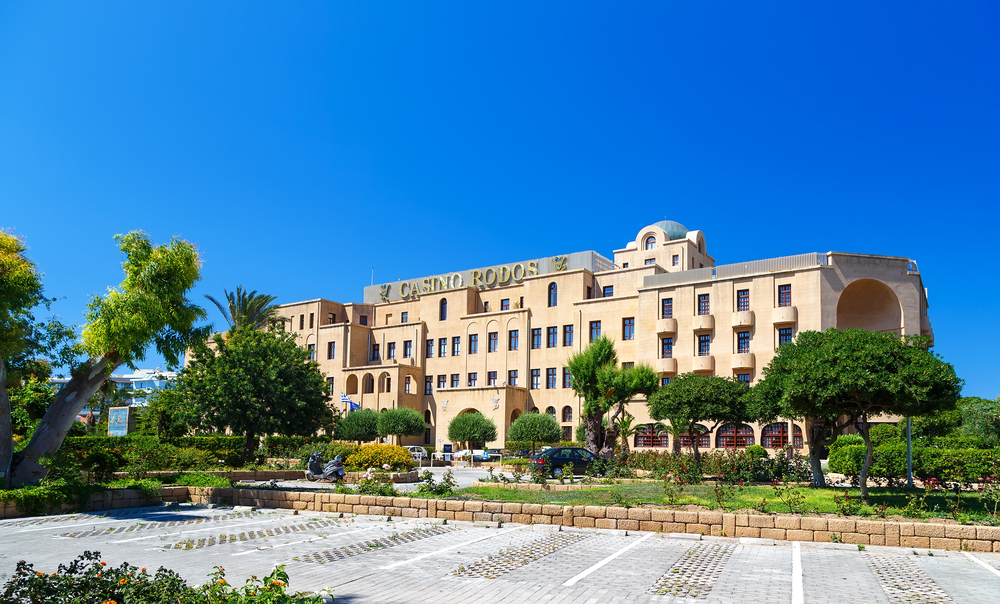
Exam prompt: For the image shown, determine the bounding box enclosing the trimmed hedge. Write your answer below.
[261,435,332,458]
[829,444,1000,484]
[343,444,415,472]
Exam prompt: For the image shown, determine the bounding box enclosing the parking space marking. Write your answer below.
[379,526,528,570]
[232,527,378,556]
[562,532,654,587]
[961,552,1000,579]
[792,541,803,604]
[112,517,287,543]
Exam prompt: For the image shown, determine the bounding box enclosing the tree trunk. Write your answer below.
[243,431,258,462]
[0,359,12,488]
[11,355,119,487]
[583,413,603,455]
[858,412,874,504]
[600,425,618,459]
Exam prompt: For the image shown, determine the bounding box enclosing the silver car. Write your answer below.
[404,445,428,461]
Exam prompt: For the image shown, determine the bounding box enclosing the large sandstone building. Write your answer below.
[278,220,933,452]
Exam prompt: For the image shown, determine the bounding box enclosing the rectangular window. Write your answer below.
[401,312,408,323]
[468,372,478,387]
[778,284,792,308]
[437,375,446,389]
[387,342,396,360]
[531,328,541,349]
[469,334,479,354]
[661,377,671,386]
[508,370,518,387]
[309,313,314,329]
[439,338,447,357]
[737,331,750,354]
[450,374,459,388]
[661,337,673,359]
[622,262,629,268]
[563,325,574,346]
[307,344,316,361]
[424,377,432,395]
[662,298,673,319]
[589,321,601,342]
[487,371,497,386]
[546,368,556,389]
[530,369,540,390]
[622,317,635,340]
[424,428,431,445]
[360,315,368,326]
[488,332,498,352]
[603,285,614,298]
[508,330,519,351]
[698,294,710,316]
[426,339,434,358]
[698,334,711,356]
[299,314,304,330]
[672,255,679,266]
[563,368,572,388]
[779,328,794,345]
[737,289,750,312]
[587,286,592,299]
[501,299,510,311]
[403,340,412,358]
[737,373,751,385]
[622,362,634,369]
[371,343,380,361]
[452,336,461,356]
[328,342,336,359]
[644,258,655,265]
[547,326,557,348]
[328,312,335,324]
[405,376,411,394]
[327,377,335,395]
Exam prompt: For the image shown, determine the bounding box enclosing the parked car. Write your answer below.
[532,447,598,476]
[404,446,428,461]
[452,449,491,461]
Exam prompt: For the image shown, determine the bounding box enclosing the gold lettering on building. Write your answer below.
[553,256,567,272]
[472,270,484,287]
[499,266,511,284]
[452,273,464,288]
[512,263,525,281]
[484,268,497,286]
[527,261,538,276]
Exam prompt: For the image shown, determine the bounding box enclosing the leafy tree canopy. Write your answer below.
[446,412,497,450]
[376,407,425,442]
[748,328,962,499]
[176,325,330,457]
[646,372,748,460]
[205,286,281,331]
[335,408,379,444]
[507,412,561,454]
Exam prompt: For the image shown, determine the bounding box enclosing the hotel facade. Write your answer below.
[278,220,933,452]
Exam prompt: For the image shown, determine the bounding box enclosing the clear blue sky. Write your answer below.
[1,2,997,396]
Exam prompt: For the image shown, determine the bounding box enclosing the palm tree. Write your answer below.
[615,412,639,457]
[205,286,280,330]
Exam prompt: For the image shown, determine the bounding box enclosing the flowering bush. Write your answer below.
[0,551,326,603]
[343,444,415,472]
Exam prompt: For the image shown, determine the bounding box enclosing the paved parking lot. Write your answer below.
[1,504,998,603]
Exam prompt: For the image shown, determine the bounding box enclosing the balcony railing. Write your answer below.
[773,306,797,324]
[732,311,754,329]
[692,315,714,331]
[732,352,754,370]
[656,318,678,334]
[692,356,714,372]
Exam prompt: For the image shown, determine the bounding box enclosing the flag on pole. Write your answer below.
[341,392,359,411]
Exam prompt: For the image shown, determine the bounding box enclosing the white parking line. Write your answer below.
[962,551,1000,579]
[379,526,528,569]
[562,532,654,586]
[232,527,377,556]
[16,512,202,534]
[792,541,803,604]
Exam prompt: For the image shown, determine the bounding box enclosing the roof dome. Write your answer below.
[652,220,689,241]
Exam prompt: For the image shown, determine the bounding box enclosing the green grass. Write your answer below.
[456,483,999,523]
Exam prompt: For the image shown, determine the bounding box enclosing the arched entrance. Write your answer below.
[837,279,902,334]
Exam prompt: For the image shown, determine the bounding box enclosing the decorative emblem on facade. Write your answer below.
[493,398,500,410]
[553,256,567,272]
[379,284,390,302]
[441,400,448,411]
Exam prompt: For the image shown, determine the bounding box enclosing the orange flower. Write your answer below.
[141,568,146,572]
[100,561,107,566]
[217,579,227,585]
[96,573,102,577]
[119,578,128,585]
[35,572,43,577]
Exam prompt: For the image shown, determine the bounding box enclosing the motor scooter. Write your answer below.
[305,451,347,482]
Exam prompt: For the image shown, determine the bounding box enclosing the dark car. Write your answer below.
[532,447,598,476]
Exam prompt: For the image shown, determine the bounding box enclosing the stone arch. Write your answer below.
[561,406,573,422]
[424,409,432,424]
[459,408,479,415]
[644,235,656,250]
[362,373,375,394]
[345,374,359,395]
[378,371,391,393]
[837,279,903,334]
[716,424,755,448]
[510,409,522,423]
[545,406,556,417]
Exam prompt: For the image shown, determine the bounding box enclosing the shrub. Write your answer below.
[261,435,331,458]
[447,412,498,449]
[173,472,233,488]
[377,407,426,442]
[507,413,560,453]
[343,444,415,472]
[828,434,863,453]
[917,448,1000,484]
[869,424,902,447]
[335,409,380,444]
[745,445,769,460]
[296,441,358,470]
[80,449,124,483]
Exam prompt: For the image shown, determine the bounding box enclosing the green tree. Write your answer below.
[177,326,330,458]
[646,373,748,462]
[377,407,425,445]
[7,231,207,487]
[446,412,497,450]
[335,409,379,445]
[566,336,659,456]
[748,328,962,500]
[135,387,193,438]
[614,412,643,457]
[955,397,1000,447]
[507,412,561,456]
[205,286,281,330]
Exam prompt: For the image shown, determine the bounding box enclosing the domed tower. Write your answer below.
[612,220,713,272]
